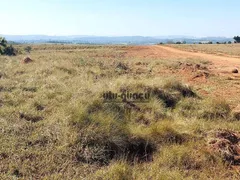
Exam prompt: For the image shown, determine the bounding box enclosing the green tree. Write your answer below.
[0,37,17,56]
[0,37,7,47]
[233,36,240,43]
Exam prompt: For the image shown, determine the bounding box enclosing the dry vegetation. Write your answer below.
[1,44,240,179]
[168,44,240,57]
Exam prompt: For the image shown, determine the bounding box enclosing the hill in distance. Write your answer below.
[0,35,234,44]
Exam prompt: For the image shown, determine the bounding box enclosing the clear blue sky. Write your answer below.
[1,0,239,37]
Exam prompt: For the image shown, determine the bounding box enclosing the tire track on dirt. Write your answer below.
[154,45,240,67]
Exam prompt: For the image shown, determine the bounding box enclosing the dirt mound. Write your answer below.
[232,69,239,73]
[208,130,240,165]
[22,57,33,64]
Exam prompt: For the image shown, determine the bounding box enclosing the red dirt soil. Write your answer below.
[125,45,240,106]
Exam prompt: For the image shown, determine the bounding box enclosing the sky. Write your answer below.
[1,0,239,37]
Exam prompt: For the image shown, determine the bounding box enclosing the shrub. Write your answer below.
[0,37,17,56]
[24,46,32,53]
[4,45,17,56]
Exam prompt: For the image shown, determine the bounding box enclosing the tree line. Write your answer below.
[158,36,240,45]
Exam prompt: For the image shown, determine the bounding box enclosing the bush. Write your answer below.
[4,45,17,56]
[24,46,32,53]
[0,37,17,56]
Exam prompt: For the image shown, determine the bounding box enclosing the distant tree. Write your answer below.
[228,41,232,44]
[0,37,17,56]
[216,42,220,44]
[176,41,182,44]
[24,46,32,53]
[208,41,213,44]
[199,42,202,44]
[0,37,7,47]
[233,36,240,43]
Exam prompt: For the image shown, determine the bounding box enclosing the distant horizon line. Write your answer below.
[0,34,235,38]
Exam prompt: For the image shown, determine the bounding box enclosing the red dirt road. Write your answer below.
[126,45,240,105]
[156,45,240,69]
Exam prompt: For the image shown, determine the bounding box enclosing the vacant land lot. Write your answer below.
[169,44,240,57]
[1,44,240,179]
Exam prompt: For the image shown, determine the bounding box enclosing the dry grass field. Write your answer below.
[168,44,240,57]
[1,44,240,179]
